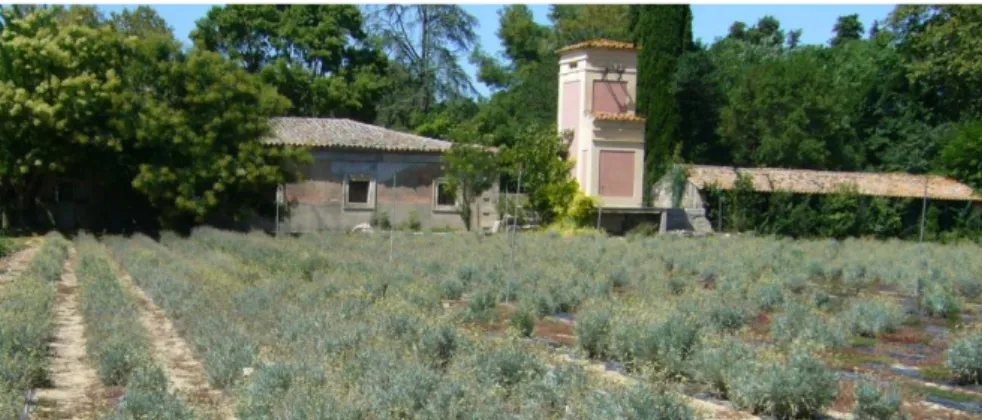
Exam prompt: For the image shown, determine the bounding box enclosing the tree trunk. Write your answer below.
[420,6,430,112]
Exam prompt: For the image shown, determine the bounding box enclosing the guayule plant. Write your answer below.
[922,285,962,319]
[841,298,905,338]
[728,351,838,418]
[853,378,907,420]
[577,308,612,359]
[946,333,982,385]
[690,337,754,398]
[0,233,69,408]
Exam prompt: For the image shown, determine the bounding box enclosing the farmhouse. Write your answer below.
[261,117,499,233]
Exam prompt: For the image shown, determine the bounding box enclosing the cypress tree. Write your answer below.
[633,5,692,206]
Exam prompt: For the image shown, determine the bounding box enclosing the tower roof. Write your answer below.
[556,38,640,54]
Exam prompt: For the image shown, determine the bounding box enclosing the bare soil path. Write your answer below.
[32,247,107,419]
[106,249,237,420]
[0,239,42,287]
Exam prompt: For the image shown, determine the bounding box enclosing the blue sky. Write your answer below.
[96,4,896,97]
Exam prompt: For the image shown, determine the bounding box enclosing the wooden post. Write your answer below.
[919,176,929,243]
[717,194,724,232]
[389,173,396,263]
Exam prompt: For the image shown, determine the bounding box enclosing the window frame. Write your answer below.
[432,178,460,213]
[344,174,376,210]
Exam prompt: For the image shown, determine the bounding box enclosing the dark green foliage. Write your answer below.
[370,211,392,230]
[831,14,865,47]
[510,305,536,338]
[191,5,389,122]
[634,5,693,205]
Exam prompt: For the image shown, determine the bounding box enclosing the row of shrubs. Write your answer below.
[74,234,192,418]
[106,235,258,390]
[136,229,982,418]
[140,230,706,418]
[0,232,68,417]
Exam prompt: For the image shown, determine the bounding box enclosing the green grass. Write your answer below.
[918,365,954,382]
[909,383,982,404]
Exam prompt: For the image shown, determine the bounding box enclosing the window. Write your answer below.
[433,180,458,212]
[345,176,374,209]
[568,61,578,70]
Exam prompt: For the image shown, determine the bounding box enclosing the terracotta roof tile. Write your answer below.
[263,117,452,152]
[557,38,640,54]
[593,112,646,123]
[686,165,982,202]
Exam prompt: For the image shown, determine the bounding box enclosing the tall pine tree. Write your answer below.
[632,5,692,206]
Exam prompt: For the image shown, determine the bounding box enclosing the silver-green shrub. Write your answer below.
[922,285,962,319]
[853,378,907,420]
[728,352,838,418]
[0,233,69,410]
[946,333,982,385]
[841,299,905,338]
[577,308,612,359]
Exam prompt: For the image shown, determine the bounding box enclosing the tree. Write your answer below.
[128,50,310,228]
[633,5,693,205]
[550,5,632,46]
[888,5,982,121]
[109,5,173,38]
[192,5,389,122]
[718,48,862,170]
[369,5,478,129]
[937,120,982,193]
[442,133,498,231]
[0,7,310,231]
[499,125,577,224]
[831,14,864,47]
[0,6,132,226]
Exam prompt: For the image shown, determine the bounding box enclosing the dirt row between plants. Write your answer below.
[32,247,108,419]
[105,248,237,420]
[0,239,42,288]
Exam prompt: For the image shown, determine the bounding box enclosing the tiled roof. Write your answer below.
[686,165,982,202]
[263,117,453,152]
[593,112,646,124]
[557,38,640,54]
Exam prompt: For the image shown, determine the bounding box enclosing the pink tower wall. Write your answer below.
[598,150,635,197]
[561,81,581,130]
[592,81,630,114]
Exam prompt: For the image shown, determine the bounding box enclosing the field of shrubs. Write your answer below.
[2,228,982,418]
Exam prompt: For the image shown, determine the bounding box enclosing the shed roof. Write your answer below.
[263,117,453,153]
[686,165,982,202]
[557,38,640,54]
